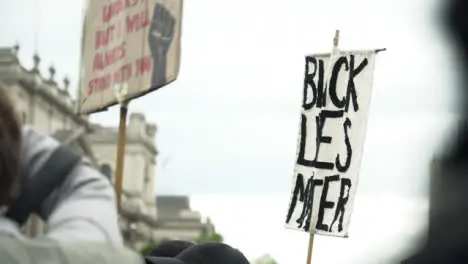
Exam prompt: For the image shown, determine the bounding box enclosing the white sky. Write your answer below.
[0,0,460,262]
[191,194,429,263]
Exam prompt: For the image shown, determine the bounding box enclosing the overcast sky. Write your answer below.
[0,0,460,262]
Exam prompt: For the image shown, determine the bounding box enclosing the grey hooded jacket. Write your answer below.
[0,127,143,263]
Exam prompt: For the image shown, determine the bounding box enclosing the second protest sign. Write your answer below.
[79,0,183,114]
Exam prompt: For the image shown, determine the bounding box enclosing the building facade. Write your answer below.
[0,45,215,249]
[87,116,159,250]
[155,195,215,242]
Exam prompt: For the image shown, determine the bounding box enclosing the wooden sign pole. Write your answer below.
[114,100,129,214]
[306,230,315,264]
[306,29,340,264]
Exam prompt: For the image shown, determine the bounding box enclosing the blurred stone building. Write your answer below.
[155,195,215,241]
[0,45,215,249]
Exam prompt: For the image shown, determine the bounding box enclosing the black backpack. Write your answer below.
[5,146,81,226]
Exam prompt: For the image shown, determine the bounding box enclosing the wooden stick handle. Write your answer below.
[114,103,128,214]
[333,30,340,48]
[306,231,315,264]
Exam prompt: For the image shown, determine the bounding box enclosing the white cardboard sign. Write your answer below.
[285,50,377,237]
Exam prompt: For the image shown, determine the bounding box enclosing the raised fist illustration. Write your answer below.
[148,3,176,88]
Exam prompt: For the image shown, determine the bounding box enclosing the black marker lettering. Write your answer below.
[286,173,307,224]
[297,110,344,169]
[296,114,313,167]
[316,174,340,231]
[330,178,352,232]
[336,117,352,172]
[345,55,368,113]
[303,57,326,110]
[316,59,326,108]
[303,57,317,110]
[312,110,344,170]
[296,174,313,229]
[297,175,324,232]
[329,56,349,109]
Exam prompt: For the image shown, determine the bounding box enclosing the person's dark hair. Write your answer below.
[148,240,194,258]
[0,82,22,206]
[176,242,250,264]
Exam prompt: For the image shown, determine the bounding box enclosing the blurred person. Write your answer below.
[0,82,142,263]
[402,0,468,263]
[0,82,22,208]
[176,242,250,264]
[145,242,250,264]
[147,240,194,258]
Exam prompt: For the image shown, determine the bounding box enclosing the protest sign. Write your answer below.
[78,0,183,114]
[285,50,377,237]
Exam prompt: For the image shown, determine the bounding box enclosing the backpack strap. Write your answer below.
[5,146,81,226]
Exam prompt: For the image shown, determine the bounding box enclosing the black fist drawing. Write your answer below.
[148,3,176,88]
